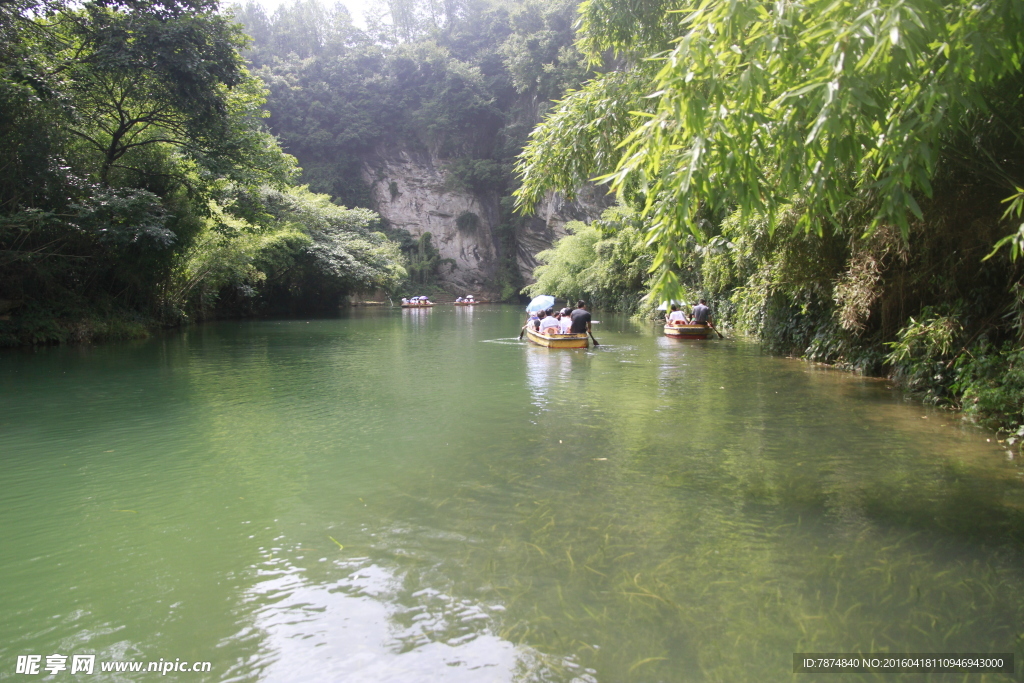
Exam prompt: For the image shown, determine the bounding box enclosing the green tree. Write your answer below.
[167,185,406,318]
[517,0,1024,302]
[55,5,252,185]
[524,204,656,310]
[0,0,324,343]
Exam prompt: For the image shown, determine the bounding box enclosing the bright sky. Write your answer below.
[252,0,379,27]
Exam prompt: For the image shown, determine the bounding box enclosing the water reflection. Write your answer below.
[400,307,433,330]
[223,551,588,683]
[523,346,577,412]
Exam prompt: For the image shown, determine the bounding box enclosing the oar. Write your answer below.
[519,325,526,340]
[588,327,600,347]
[708,321,724,339]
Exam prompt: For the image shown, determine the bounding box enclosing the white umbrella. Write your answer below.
[656,299,684,311]
[526,295,555,312]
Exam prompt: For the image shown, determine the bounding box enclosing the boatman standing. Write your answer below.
[569,300,592,336]
[690,299,712,326]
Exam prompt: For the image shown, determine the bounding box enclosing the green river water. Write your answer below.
[1,305,1022,682]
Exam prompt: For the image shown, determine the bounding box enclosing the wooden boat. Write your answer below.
[526,327,589,348]
[664,322,711,339]
[453,301,476,306]
[401,302,435,308]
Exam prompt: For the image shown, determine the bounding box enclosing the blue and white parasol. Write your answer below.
[525,295,555,313]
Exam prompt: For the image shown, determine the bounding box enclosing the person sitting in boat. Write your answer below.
[667,304,689,325]
[690,298,712,326]
[539,309,560,335]
[558,308,573,334]
[521,311,540,334]
[455,296,464,303]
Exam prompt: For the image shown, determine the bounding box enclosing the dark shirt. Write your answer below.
[569,308,591,333]
[691,303,710,324]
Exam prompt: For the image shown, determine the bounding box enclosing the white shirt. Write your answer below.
[668,310,687,323]
[558,316,573,333]
[539,316,560,333]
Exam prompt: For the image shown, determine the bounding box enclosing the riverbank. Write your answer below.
[0,306,153,347]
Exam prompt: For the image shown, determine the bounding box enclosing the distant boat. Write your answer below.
[401,301,435,308]
[664,323,711,339]
[526,327,589,348]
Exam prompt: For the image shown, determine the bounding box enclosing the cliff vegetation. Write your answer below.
[230,0,592,299]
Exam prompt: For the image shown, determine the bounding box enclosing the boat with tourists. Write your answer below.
[525,327,589,348]
[664,322,712,339]
[401,296,435,307]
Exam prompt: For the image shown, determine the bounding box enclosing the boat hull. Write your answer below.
[526,328,589,348]
[401,303,435,308]
[664,323,711,339]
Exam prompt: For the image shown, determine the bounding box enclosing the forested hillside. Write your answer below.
[0,0,599,343]
[0,0,405,344]
[516,0,1024,436]
[230,0,592,299]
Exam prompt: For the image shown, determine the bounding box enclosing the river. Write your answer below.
[1,305,1022,682]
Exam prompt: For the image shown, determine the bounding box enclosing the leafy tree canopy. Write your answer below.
[517,0,1024,304]
[0,0,407,342]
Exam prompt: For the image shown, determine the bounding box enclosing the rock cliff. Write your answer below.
[364,150,612,297]
[516,183,616,285]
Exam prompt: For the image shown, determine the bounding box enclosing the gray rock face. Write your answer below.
[517,183,615,285]
[364,151,496,295]
[364,150,611,296]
